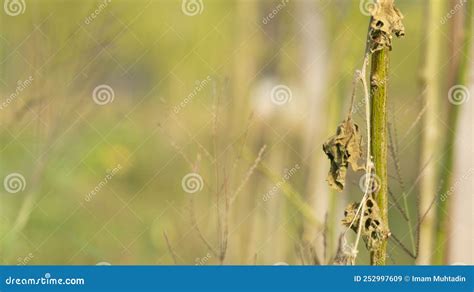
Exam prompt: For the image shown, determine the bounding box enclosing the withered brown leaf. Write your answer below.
[323,118,364,191]
[368,0,405,52]
[333,234,355,266]
[341,198,390,251]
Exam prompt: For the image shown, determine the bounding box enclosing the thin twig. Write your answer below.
[402,98,427,141]
[388,123,406,191]
[163,231,178,264]
[323,214,328,264]
[231,145,267,202]
[389,234,416,259]
[388,187,409,221]
[309,245,321,265]
[189,198,219,257]
[419,192,439,227]
[388,121,417,252]
[296,244,306,265]
[220,167,230,264]
[344,53,372,260]
[212,81,223,263]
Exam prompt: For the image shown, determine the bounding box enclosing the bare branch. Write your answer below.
[163,231,179,264]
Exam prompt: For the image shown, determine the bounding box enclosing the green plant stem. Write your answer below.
[369,48,389,265]
[434,0,472,264]
[417,0,443,265]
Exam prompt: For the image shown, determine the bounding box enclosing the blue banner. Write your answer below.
[0,266,472,291]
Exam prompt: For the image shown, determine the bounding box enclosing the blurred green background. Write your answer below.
[0,0,471,265]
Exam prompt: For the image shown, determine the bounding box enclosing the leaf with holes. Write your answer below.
[369,0,405,52]
[342,198,390,251]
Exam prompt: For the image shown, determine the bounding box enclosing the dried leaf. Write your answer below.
[323,118,364,191]
[369,0,405,52]
[342,198,390,251]
[332,234,355,266]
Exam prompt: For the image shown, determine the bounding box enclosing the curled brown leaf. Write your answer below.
[323,118,364,191]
